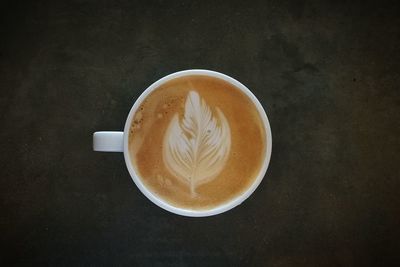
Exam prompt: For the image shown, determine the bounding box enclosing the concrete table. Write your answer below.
[1,1,399,265]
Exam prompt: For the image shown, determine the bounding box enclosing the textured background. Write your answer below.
[1,0,399,266]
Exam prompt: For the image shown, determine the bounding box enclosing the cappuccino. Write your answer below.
[128,75,267,210]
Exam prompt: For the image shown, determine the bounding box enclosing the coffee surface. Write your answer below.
[128,75,266,210]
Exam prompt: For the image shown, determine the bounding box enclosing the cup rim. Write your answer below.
[123,69,272,217]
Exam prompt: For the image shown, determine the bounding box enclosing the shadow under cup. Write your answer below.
[122,70,272,217]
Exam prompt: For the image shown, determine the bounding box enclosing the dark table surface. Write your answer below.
[1,0,399,266]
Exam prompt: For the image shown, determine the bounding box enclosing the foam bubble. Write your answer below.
[135,111,143,121]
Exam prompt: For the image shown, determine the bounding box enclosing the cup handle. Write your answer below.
[93,131,124,152]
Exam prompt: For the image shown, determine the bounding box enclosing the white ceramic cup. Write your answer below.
[93,69,272,217]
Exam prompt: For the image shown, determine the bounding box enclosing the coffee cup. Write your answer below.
[93,69,272,217]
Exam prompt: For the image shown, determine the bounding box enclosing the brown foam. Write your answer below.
[128,75,266,210]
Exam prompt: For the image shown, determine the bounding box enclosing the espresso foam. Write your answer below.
[129,75,266,210]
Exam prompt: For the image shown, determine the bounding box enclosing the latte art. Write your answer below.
[128,75,267,210]
[163,91,231,195]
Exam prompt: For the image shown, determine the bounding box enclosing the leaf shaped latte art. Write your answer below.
[163,91,231,196]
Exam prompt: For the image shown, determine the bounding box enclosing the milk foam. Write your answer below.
[162,91,231,195]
